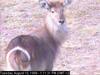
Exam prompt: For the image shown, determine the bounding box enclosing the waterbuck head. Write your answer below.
[39,0,72,43]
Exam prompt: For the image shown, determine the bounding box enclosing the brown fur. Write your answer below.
[5,0,67,71]
[49,2,63,8]
[6,29,58,70]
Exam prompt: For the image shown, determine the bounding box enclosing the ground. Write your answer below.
[0,0,100,75]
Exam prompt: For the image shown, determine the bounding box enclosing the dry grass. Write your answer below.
[0,0,100,74]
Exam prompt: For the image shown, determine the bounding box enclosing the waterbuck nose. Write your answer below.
[59,20,64,24]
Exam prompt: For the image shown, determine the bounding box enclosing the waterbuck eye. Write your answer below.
[51,9,55,13]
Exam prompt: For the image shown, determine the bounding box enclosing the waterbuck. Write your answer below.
[5,0,71,71]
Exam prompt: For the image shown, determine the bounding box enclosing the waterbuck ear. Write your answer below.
[39,0,50,10]
[63,0,72,6]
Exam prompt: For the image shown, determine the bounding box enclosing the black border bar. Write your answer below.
[0,71,70,75]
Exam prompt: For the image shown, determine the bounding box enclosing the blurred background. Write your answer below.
[0,0,100,74]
